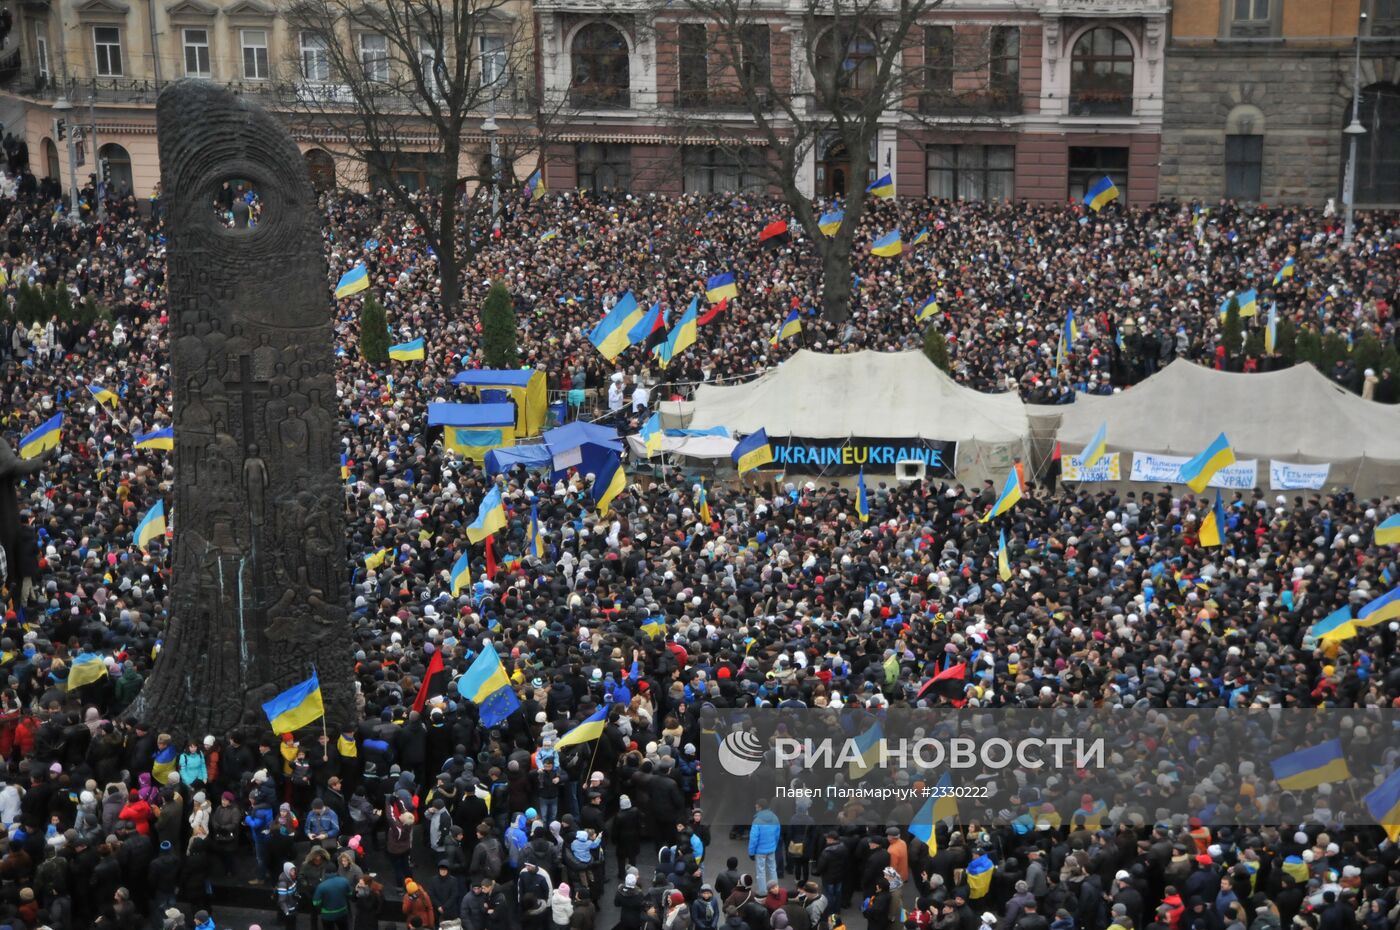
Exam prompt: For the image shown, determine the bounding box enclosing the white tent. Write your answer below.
[1031,360,1400,497]
[687,349,1030,484]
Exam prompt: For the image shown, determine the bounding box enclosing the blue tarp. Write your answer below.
[485,444,553,475]
[541,422,622,452]
[427,402,516,427]
[451,369,536,388]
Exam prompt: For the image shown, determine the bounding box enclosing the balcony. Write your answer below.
[569,84,629,109]
[920,86,1022,117]
[1068,91,1132,117]
[676,88,766,111]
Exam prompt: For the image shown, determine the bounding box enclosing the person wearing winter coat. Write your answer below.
[402,877,438,928]
[178,743,208,787]
[186,792,211,852]
[427,862,465,922]
[693,884,722,930]
[551,881,576,930]
[351,874,384,930]
[276,861,301,930]
[748,801,783,894]
[208,792,241,877]
[612,796,645,880]
[616,874,649,930]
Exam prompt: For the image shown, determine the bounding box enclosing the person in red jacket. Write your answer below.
[118,788,155,835]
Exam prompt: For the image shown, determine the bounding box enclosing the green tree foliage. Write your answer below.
[480,279,519,369]
[359,294,389,365]
[922,325,950,374]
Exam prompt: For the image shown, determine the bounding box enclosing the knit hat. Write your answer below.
[619,795,632,810]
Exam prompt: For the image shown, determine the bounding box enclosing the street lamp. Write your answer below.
[482,103,500,233]
[51,95,81,220]
[1343,12,1367,245]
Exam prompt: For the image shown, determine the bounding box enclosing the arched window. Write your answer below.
[570,23,629,108]
[98,142,133,195]
[1069,27,1133,116]
[815,28,878,100]
[1346,82,1400,206]
[304,148,336,192]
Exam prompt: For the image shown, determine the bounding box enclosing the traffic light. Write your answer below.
[53,117,65,141]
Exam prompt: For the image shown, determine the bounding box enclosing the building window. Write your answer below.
[35,30,49,84]
[1224,134,1262,201]
[740,24,770,88]
[925,144,1014,200]
[478,34,507,87]
[990,26,1019,100]
[815,28,877,98]
[923,26,954,98]
[1371,0,1400,35]
[94,26,123,77]
[1228,0,1277,36]
[183,28,210,77]
[570,23,630,108]
[1348,82,1400,205]
[359,33,389,83]
[301,32,329,82]
[1068,146,1128,202]
[678,22,707,107]
[1069,27,1133,116]
[241,29,269,80]
[576,143,629,191]
[683,147,765,193]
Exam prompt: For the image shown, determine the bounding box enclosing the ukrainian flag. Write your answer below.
[527,499,545,559]
[87,383,119,408]
[1178,432,1235,493]
[1281,856,1310,883]
[1237,289,1259,317]
[364,548,389,571]
[449,551,471,596]
[1273,257,1295,285]
[732,429,774,474]
[1307,605,1356,644]
[1376,514,1400,546]
[770,310,801,346]
[1083,175,1119,212]
[856,467,870,523]
[917,296,939,323]
[341,452,351,482]
[388,337,426,361]
[593,453,626,516]
[871,230,902,258]
[457,642,519,726]
[1080,422,1108,470]
[555,706,609,750]
[848,721,882,779]
[640,412,664,457]
[627,301,663,348]
[695,481,712,524]
[998,528,1011,581]
[540,229,559,242]
[334,264,370,298]
[1265,303,1278,354]
[866,174,894,200]
[654,296,698,369]
[67,652,109,691]
[1199,490,1226,548]
[524,168,545,201]
[261,671,325,733]
[20,414,62,459]
[909,772,957,853]
[133,500,167,550]
[1271,738,1351,790]
[966,855,995,899]
[979,470,1022,523]
[466,485,507,543]
[818,210,843,237]
[589,291,645,361]
[134,427,174,451]
[641,618,666,639]
[911,227,930,246]
[1357,586,1400,628]
[705,272,739,304]
[1055,309,1077,371]
[1365,767,1400,842]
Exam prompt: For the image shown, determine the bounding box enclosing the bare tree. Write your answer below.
[282,0,544,314]
[670,0,1005,322]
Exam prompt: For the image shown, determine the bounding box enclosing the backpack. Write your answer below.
[482,838,504,880]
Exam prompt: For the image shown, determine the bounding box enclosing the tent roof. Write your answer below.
[485,444,552,475]
[427,402,516,427]
[688,349,1028,442]
[625,434,737,460]
[1042,360,1400,461]
[451,369,537,387]
[542,421,621,452]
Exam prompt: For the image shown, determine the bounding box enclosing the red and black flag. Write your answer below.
[758,219,790,249]
[412,648,447,714]
[644,305,670,351]
[915,661,967,706]
[698,298,727,326]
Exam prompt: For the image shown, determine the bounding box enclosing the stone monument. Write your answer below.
[136,81,352,734]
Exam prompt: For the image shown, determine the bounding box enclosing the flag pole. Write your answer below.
[312,663,327,744]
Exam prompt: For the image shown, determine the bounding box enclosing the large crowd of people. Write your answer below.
[0,173,1396,930]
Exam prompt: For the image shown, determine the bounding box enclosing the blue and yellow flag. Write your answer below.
[628,301,664,349]
[1080,422,1107,471]
[966,855,995,899]
[589,291,645,361]
[909,772,957,853]
[524,168,545,201]
[695,481,712,524]
[134,426,174,451]
[388,337,425,361]
[848,720,882,779]
[818,210,843,237]
[1365,766,1400,842]
[449,551,471,597]
[457,642,520,726]
[1357,586,1400,628]
[1084,175,1119,212]
[705,272,739,304]
[865,174,894,200]
[67,652,108,691]
[641,618,666,639]
[1273,256,1295,285]
[540,229,559,242]
[1178,432,1236,493]
[733,429,774,474]
[911,228,930,246]
[466,485,507,543]
[555,706,609,750]
[917,296,939,323]
[87,383,119,408]
[770,310,801,346]
[133,500,167,550]
[262,671,325,733]
[654,296,699,369]
[979,469,1022,523]
[1307,605,1356,643]
[593,453,626,516]
[1376,514,1400,546]
[997,528,1011,581]
[856,467,870,523]
[341,452,351,483]
[20,414,62,459]
[527,499,545,559]
[1237,289,1259,317]
[334,264,369,298]
[640,412,664,457]
[364,548,389,571]
[871,230,902,258]
[1265,302,1279,354]
[1271,739,1350,790]
[1055,308,1078,371]
[1199,490,1226,548]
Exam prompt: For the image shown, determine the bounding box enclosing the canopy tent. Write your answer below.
[687,349,1031,485]
[541,422,622,479]
[485,444,552,476]
[450,369,548,435]
[626,433,738,461]
[1030,360,1400,497]
[428,402,516,460]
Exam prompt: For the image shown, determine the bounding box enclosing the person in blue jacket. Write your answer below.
[749,799,782,893]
